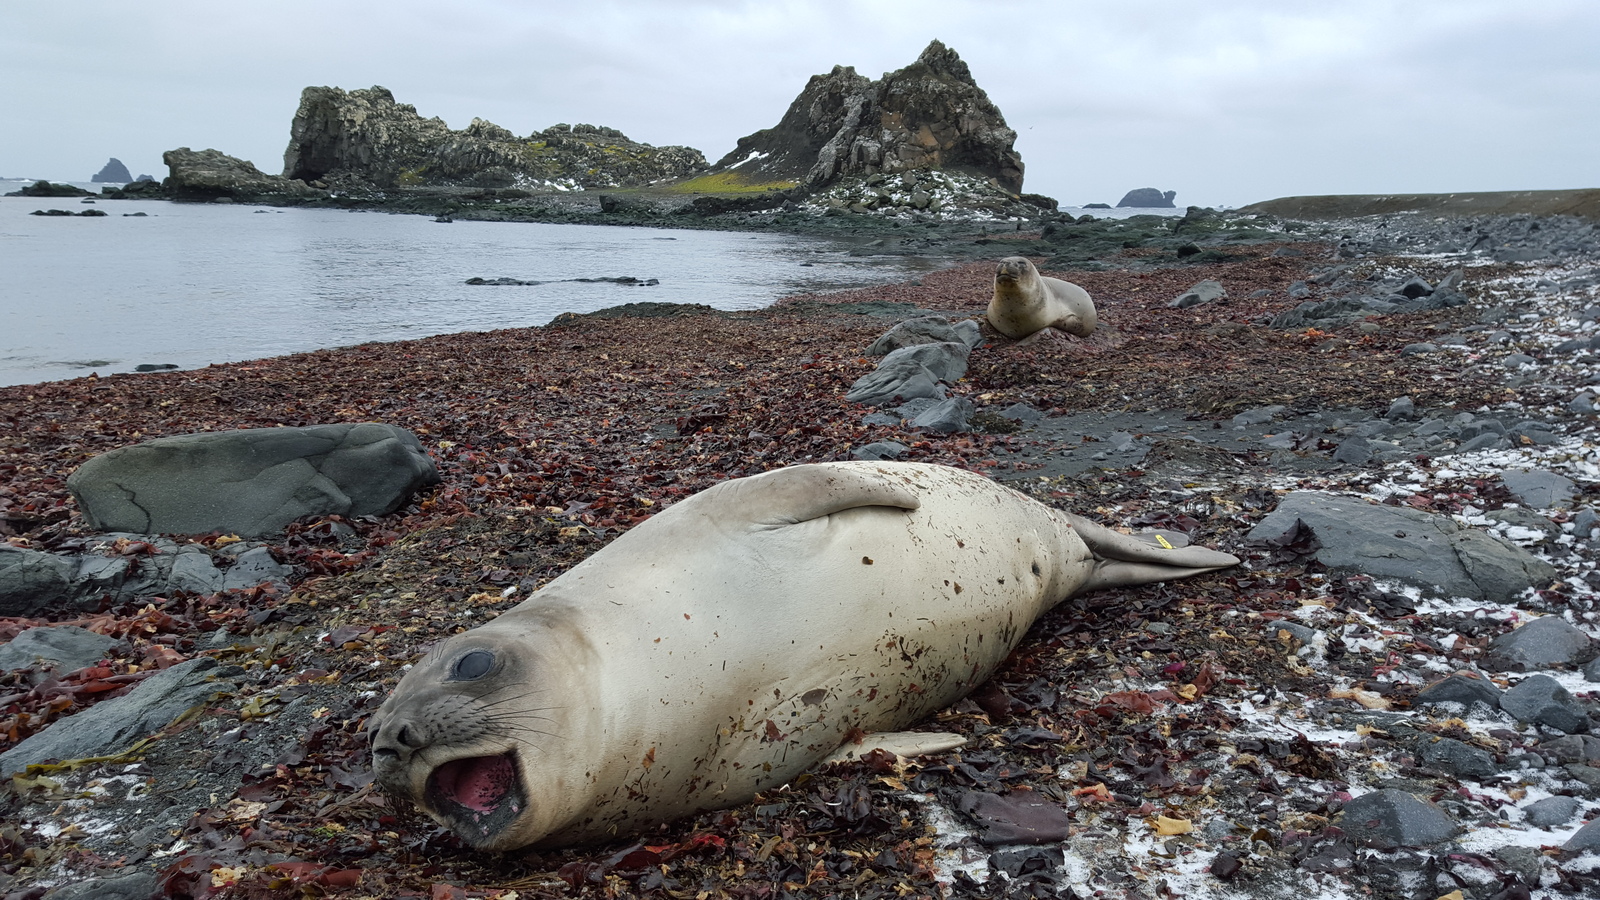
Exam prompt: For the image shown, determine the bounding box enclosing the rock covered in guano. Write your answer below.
[708,40,1024,192]
[67,423,440,537]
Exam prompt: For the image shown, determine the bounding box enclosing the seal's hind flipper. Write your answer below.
[1066,513,1239,592]
[718,463,921,527]
[820,731,966,766]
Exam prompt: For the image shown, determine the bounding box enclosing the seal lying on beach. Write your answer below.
[988,256,1097,339]
[368,462,1237,850]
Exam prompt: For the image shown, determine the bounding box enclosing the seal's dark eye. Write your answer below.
[450,649,495,681]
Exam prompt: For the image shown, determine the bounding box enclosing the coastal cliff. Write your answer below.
[707,40,1024,194]
[281,86,707,190]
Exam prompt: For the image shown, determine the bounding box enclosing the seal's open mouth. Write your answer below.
[425,752,526,844]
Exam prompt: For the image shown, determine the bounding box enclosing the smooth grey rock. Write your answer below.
[1287,280,1311,299]
[865,316,965,356]
[1484,616,1595,672]
[1247,492,1556,602]
[0,544,76,616]
[1385,396,1417,420]
[1586,655,1600,683]
[1456,433,1509,453]
[0,625,122,673]
[167,548,224,594]
[1401,342,1439,356]
[1416,736,1496,778]
[1338,789,1458,847]
[845,357,946,406]
[67,423,440,538]
[0,657,231,776]
[878,341,969,383]
[1524,795,1581,828]
[1232,405,1285,428]
[1494,846,1544,886]
[951,319,982,350]
[1535,735,1600,764]
[997,403,1043,424]
[1332,437,1373,465]
[42,869,160,900]
[1171,279,1226,309]
[1503,353,1539,368]
[1568,816,1600,851]
[1269,621,1318,646]
[221,546,291,591]
[1567,763,1600,788]
[910,398,974,435]
[1500,674,1590,734]
[1500,469,1577,509]
[852,441,910,461]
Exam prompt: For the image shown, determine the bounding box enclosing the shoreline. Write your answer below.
[5,212,1600,897]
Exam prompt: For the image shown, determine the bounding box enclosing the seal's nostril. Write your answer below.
[374,747,399,759]
[397,723,422,748]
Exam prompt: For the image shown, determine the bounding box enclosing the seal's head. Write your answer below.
[994,256,1037,286]
[368,610,598,850]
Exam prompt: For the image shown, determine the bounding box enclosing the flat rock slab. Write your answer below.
[1339,789,1458,848]
[67,422,440,537]
[0,657,234,776]
[0,545,76,617]
[1500,468,1578,508]
[0,625,123,673]
[1247,491,1556,602]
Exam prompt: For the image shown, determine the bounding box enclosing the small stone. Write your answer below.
[1485,616,1595,671]
[1332,437,1373,465]
[852,441,910,461]
[910,398,974,435]
[1417,736,1497,778]
[1415,675,1503,711]
[1338,789,1458,847]
[1500,674,1590,734]
[1232,405,1286,428]
[1385,396,1418,420]
[0,625,122,673]
[1209,852,1242,880]
[1523,795,1580,828]
[1567,816,1600,851]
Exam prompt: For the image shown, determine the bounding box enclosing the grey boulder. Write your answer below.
[1500,675,1589,734]
[1171,280,1226,309]
[0,625,123,673]
[845,356,948,407]
[878,341,970,383]
[1338,789,1458,848]
[0,545,76,617]
[1483,616,1596,672]
[866,316,982,356]
[1523,795,1581,828]
[1414,674,1503,712]
[0,657,234,776]
[67,422,440,537]
[1247,491,1556,602]
[910,397,974,434]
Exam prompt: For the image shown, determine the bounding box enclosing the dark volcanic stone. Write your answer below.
[1500,674,1590,734]
[1567,816,1600,851]
[67,422,440,537]
[844,357,946,407]
[1118,187,1177,208]
[90,157,133,183]
[1484,616,1595,672]
[0,545,76,617]
[1523,795,1580,828]
[1416,736,1497,778]
[1247,492,1555,602]
[1338,789,1458,848]
[866,316,978,356]
[41,869,160,900]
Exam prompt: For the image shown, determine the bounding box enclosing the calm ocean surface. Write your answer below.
[0,186,954,387]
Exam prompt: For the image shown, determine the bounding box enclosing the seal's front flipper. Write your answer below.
[820,731,966,765]
[715,463,921,527]
[1066,512,1239,592]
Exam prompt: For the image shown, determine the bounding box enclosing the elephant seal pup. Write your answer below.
[988,256,1097,339]
[368,462,1237,850]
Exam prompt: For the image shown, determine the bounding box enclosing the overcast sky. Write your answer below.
[5,0,1596,208]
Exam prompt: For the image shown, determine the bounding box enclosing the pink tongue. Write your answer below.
[452,755,513,812]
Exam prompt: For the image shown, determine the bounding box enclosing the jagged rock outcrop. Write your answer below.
[281,86,706,189]
[162,148,319,201]
[1118,187,1177,208]
[91,158,133,183]
[709,40,1023,193]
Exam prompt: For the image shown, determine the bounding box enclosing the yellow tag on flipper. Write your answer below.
[1155,534,1174,550]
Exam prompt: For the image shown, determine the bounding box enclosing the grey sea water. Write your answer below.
[0,189,952,387]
